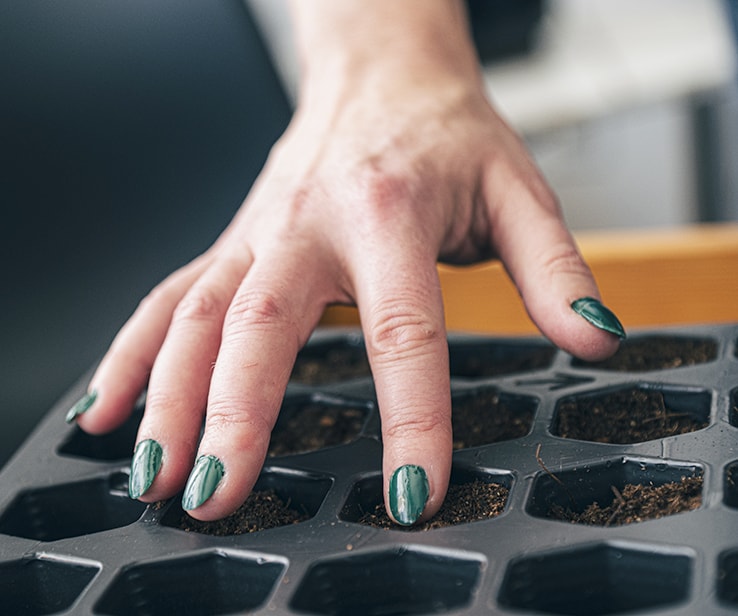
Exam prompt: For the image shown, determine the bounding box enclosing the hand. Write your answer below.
[71,0,622,525]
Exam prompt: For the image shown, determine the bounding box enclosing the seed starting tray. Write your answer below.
[1,323,737,615]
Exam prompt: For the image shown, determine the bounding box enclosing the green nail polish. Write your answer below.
[129,439,163,500]
[571,297,626,339]
[389,464,429,526]
[182,454,224,511]
[65,390,98,423]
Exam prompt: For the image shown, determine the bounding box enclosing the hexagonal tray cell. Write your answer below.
[290,335,370,385]
[718,549,738,607]
[527,456,703,526]
[0,472,145,541]
[341,466,512,530]
[725,460,738,509]
[571,335,718,372]
[552,384,710,444]
[267,393,372,457]
[452,387,537,449]
[448,338,556,378]
[289,546,483,615]
[94,550,284,616]
[1,554,99,616]
[58,405,142,462]
[497,542,693,615]
[161,467,332,536]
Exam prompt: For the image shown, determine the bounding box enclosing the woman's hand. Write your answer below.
[70,0,623,525]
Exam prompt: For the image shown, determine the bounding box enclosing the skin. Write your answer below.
[76,0,620,523]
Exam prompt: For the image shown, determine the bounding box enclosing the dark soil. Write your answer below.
[452,389,533,449]
[290,346,371,385]
[549,476,702,526]
[268,403,366,457]
[726,464,738,508]
[573,336,717,372]
[554,388,708,444]
[175,489,308,536]
[359,480,509,530]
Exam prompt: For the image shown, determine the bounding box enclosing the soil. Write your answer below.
[268,403,366,457]
[554,388,708,444]
[727,465,738,507]
[549,476,702,526]
[573,336,717,372]
[358,480,509,530]
[175,489,308,536]
[290,346,371,385]
[452,389,533,449]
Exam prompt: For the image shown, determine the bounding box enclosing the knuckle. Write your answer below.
[225,288,289,331]
[539,243,592,280]
[143,390,185,413]
[383,408,450,443]
[206,401,272,440]
[353,169,421,222]
[367,302,443,363]
[172,287,222,325]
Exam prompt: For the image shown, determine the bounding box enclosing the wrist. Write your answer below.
[289,0,483,105]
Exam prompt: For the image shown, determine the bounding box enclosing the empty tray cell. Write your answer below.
[527,456,703,526]
[268,394,372,457]
[718,549,738,607]
[452,387,537,449]
[552,385,710,444]
[161,467,332,535]
[58,405,142,461]
[0,472,145,541]
[498,542,692,615]
[571,335,718,372]
[289,547,482,615]
[94,550,284,616]
[341,466,512,530]
[725,460,738,509]
[290,336,370,385]
[0,554,99,616]
[448,339,555,378]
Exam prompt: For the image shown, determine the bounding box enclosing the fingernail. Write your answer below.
[65,390,98,423]
[182,454,224,511]
[571,297,626,339]
[389,464,429,526]
[129,439,163,500]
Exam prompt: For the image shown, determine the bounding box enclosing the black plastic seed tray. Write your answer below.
[1,323,737,615]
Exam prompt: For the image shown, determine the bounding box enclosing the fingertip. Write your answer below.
[537,296,624,362]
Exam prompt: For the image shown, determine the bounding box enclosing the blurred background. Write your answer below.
[1,0,736,467]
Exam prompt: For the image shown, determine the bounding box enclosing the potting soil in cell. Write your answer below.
[0,323,736,615]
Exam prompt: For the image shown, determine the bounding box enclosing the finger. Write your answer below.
[129,247,253,502]
[484,161,624,361]
[356,252,452,527]
[180,255,329,520]
[74,255,212,433]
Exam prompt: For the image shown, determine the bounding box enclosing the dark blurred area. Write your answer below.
[466,0,546,62]
[0,0,291,466]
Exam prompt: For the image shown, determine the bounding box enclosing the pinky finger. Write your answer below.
[70,256,211,434]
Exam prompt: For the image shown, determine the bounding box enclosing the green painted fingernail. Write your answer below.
[571,297,626,339]
[65,390,98,423]
[389,464,429,526]
[129,439,163,500]
[182,454,224,511]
